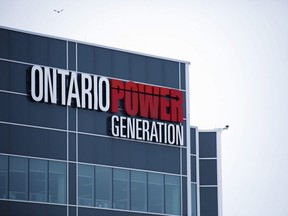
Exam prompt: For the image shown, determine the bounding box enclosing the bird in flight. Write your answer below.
[54,9,64,13]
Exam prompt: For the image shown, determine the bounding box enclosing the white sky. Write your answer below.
[1,0,288,215]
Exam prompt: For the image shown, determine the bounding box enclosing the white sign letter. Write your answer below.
[58,69,69,105]
[31,65,43,102]
[98,77,110,112]
[44,67,57,104]
[81,73,92,109]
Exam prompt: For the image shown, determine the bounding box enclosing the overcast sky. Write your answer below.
[1,0,288,215]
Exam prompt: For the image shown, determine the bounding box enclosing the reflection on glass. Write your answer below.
[113,169,129,210]
[191,183,197,216]
[131,171,147,212]
[165,175,180,215]
[9,157,28,200]
[0,155,8,199]
[49,161,66,204]
[78,164,94,206]
[29,159,48,202]
[95,166,112,208]
[148,173,164,213]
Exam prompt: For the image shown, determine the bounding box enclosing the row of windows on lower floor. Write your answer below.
[0,155,66,204]
[0,155,181,215]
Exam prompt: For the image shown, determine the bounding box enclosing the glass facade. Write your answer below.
[113,169,130,210]
[0,27,221,216]
[0,155,66,204]
[78,164,94,206]
[191,183,197,216]
[95,166,112,208]
[199,131,219,216]
[29,159,48,202]
[165,175,181,215]
[9,157,28,201]
[148,173,164,213]
[131,171,147,212]
[0,155,8,199]
[77,164,181,215]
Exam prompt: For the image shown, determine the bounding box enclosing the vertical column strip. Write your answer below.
[179,62,183,216]
[196,129,200,216]
[66,40,69,216]
[185,63,192,216]
[217,131,223,216]
[179,62,181,90]
[75,42,79,216]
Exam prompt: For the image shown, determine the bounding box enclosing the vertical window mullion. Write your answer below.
[0,155,9,199]
[47,160,50,203]
[27,159,30,201]
[111,168,114,209]
[163,175,166,214]
[7,155,9,200]
[128,170,131,210]
[94,165,96,207]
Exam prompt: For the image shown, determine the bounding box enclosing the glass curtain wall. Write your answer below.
[29,159,48,202]
[0,155,66,204]
[78,164,181,215]
[131,171,147,212]
[0,155,8,199]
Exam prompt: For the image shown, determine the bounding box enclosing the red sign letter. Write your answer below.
[170,89,183,122]
[110,79,124,113]
[124,81,138,116]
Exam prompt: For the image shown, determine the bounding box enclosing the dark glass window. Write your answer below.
[0,155,8,199]
[29,159,48,202]
[180,63,186,90]
[191,183,197,216]
[182,92,187,119]
[94,47,112,77]
[69,133,76,161]
[131,171,147,212]
[147,58,163,87]
[95,166,112,208]
[191,155,197,183]
[0,92,67,130]
[163,60,179,89]
[78,134,180,174]
[0,29,66,69]
[182,148,187,175]
[75,163,182,214]
[165,175,180,215]
[68,42,76,71]
[148,173,164,213]
[49,161,66,204]
[190,128,196,155]
[0,28,9,59]
[113,169,129,210]
[2,155,68,204]
[78,164,94,206]
[9,157,28,200]
[78,109,112,135]
[111,51,129,78]
[0,61,28,94]
[130,54,146,83]
[8,31,29,63]
[199,132,217,158]
[78,44,94,74]
[200,187,218,216]
[69,163,76,205]
[0,123,67,160]
[199,159,217,185]
[182,177,187,216]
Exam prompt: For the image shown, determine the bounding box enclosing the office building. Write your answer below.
[0,26,222,216]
